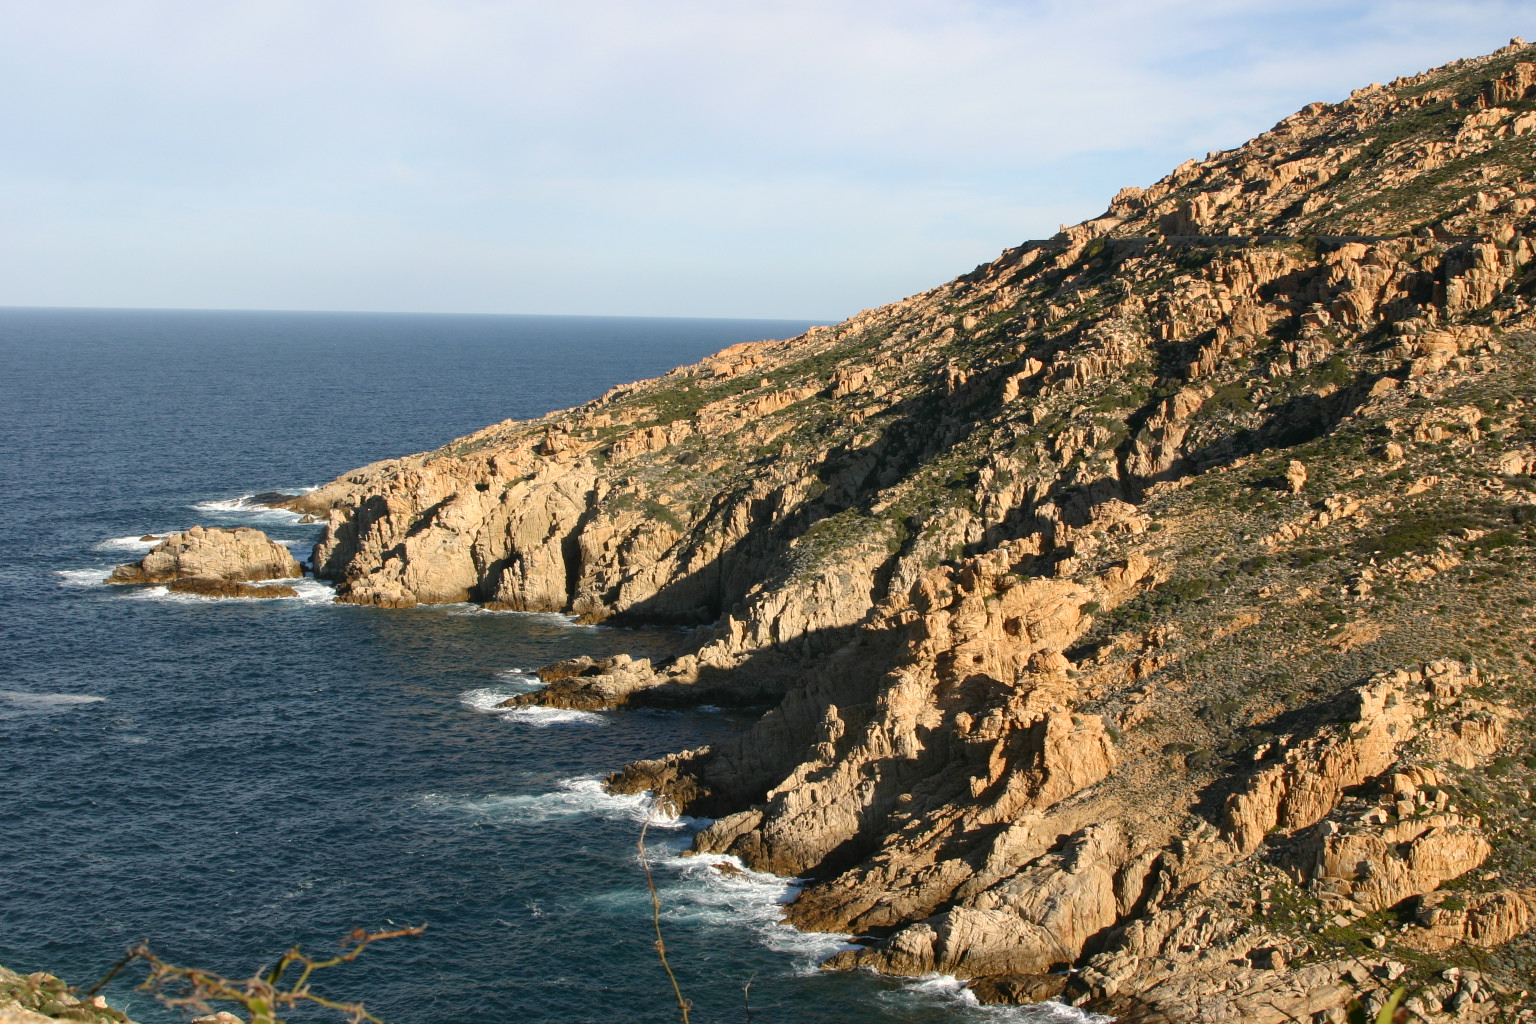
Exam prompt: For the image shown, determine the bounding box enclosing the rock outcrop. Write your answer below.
[108,526,302,598]
[291,40,1536,1022]
[0,966,132,1024]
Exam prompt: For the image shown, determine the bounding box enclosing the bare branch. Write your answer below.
[638,811,692,1024]
[107,926,425,1024]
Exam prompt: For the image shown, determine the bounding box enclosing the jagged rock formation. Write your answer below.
[292,41,1536,1023]
[109,526,301,598]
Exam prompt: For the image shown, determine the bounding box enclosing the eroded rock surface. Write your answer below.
[109,526,301,588]
[291,40,1536,1023]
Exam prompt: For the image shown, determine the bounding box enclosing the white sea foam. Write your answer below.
[655,849,852,968]
[57,568,111,587]
[458,680,604,726]
[288,577,337,604]
[95,534,164,552]
[653,844,1111,1021]
[458,679,542,714]
[118,576,335,605]
[423,777,689,827]
[496,706,608,727]
[446,606,596,628]
[190,490,315,523]
[122,585,195,603]
[0,691,106,720]
[459,686,520,713]
[889,974,1114,1023]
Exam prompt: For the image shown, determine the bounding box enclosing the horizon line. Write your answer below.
[0,302,841,324]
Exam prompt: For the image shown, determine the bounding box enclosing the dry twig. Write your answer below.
[638,810,692,1024]
[94,925,425,1024]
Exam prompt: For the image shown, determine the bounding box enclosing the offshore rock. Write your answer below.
[108,526,301,586]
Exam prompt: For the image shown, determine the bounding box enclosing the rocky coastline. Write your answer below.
[283,42,1536,1023]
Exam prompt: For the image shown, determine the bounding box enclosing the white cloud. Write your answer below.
[0,0,1529,316]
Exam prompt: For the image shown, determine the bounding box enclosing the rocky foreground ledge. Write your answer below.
[285,41,1536,1023]
[0,965,132,1024]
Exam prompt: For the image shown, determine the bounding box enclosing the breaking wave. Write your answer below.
[421,777,688,828]
[57,568,111,587]
[190,489,316,522]
[0,691,106,721]
[94,535,164,552]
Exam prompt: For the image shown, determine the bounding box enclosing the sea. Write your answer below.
[0,307,1100,1024]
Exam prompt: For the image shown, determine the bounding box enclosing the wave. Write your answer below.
[94,535,165,552]
[288,577,338,604]
[0,691,106,721]
[118,576,336,605]
[446,606,597,628]
[190,489,316,523]
[458,681,604,726]
[655,849,852,969]
[57,568,111,587]
[893,975,1114,1023]
[458,678,543,714]
[497,706,607,728]
[653,844,1111,1021]
[422,777,691,828]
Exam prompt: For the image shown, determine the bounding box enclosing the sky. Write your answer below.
[0,1,1531,320]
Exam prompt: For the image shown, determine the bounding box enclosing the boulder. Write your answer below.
[109,526,302,587]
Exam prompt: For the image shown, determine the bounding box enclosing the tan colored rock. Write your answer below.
[1286,459,1307,494]
[1222,671,1426,855]
[0,965,132,1024]
[1305,812,1491,910]
[279,40,1536,1022]
[108,526,301,586]
[1405,889,1536,951]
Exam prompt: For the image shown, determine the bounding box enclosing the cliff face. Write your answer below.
[293,41,1536,1022]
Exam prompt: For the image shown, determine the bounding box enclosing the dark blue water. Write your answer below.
[0,308,1053,1024]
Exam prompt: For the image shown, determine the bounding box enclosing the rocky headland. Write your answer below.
[286,41,1536,1023]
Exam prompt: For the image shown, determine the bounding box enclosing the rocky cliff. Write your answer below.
[292,41,1536,1023]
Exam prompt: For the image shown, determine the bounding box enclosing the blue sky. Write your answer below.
[0,1,1530,319]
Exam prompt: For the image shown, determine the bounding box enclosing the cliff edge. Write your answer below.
[292,41,1536,1023]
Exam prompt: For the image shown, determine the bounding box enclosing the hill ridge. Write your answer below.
[291,39,1536,1022]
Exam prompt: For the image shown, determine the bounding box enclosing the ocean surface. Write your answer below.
[0,307,1093,1024]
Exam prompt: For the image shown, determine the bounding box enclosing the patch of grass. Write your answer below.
[1354,512,1479,559]
[1203,382,1257,416]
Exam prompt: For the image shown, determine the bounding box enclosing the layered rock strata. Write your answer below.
[292,41,1536,1022]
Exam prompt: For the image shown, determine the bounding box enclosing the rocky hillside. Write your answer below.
[291,40,1536,1023]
